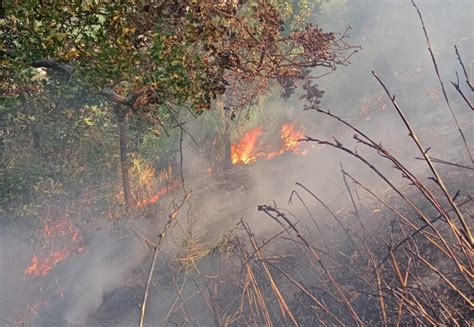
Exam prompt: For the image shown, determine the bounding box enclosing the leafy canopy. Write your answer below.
[1,0,353,113]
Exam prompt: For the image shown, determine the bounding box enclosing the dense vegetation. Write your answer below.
[1,1,472,326]
[0,0,351,215]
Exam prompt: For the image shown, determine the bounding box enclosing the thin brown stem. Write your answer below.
[373,71,473,247]
[411,0,473,163]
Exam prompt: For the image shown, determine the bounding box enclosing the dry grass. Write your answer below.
[123,3,474,325]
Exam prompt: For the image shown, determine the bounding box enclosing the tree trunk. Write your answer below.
[0,0,5,19]
[115,105,132,213]
[223,106,232,169]
[221,92,233,170]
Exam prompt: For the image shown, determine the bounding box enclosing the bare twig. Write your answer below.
[241,220,299,326]
[257,205,365,326]
[294,182,357,248]
[179,127,186,194]
[340,163,382,252]
[451,72,474,111]
[170,274,196,326]
[289,190,337,258]
[454,45,474,92]
[415,156,474,171]
[376,197,472,270]
[373,71,473,247]
[411,0,473,162]
[139,193,191,327]
[410,249,473,306]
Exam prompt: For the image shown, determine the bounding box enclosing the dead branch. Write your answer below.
[411,0,473,163]
[138,192,191,327]
[454,45,474,92]
[257,205,365,326]
[31,59,75,76]
[373,71,473,247]
[415,156,474,171]
[451,72,474,111]
[241,220,299,326]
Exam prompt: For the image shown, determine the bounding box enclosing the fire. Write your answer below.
[231,123,308,165]
[23,252,68,277]
[231,127,263,164]
[136,179,181,207]
[23,218,87,278]
[281,123,304,151]
[129,162,181,208]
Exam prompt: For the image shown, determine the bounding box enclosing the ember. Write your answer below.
[231,123,308,165]
[23,218,87,278]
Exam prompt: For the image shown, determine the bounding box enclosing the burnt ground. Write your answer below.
[26,156,472,326]
[8,123,473,326]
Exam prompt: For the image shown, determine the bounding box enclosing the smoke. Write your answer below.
[61,231,146,325]
[1,1,473,325]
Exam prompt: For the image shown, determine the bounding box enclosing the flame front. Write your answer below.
[231,127,263,164]
[23,252,68,277]
[23,218,87,278]
[231,123,308,165]
[280,123,305,152]
[136,179,181,207]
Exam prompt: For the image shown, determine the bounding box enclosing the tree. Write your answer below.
[1,0,354,211]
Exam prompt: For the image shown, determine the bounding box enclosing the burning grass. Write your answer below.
[95,160,471,326]
[231,122,310,165]
[10,2,473,325]
[122,14,473,323]
[17,91,472,326]
[23,218,87,278]
[122,129,472,326]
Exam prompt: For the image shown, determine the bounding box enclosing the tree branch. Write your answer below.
[454,45,474,92]
[31,59,75,76]
[29,57,146,108]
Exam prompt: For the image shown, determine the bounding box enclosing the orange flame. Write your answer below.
[231,127,263,165]
[231,123,308,165]
[23,252,68,277]
[136,179,181,207]
[281,123,305,152]
[23,218,87,278]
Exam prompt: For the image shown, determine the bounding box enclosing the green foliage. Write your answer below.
[0,88,119,222]
[2,1,224,110]
[139,127,180,168]
[2,1,348,113]
[0,0,348,222]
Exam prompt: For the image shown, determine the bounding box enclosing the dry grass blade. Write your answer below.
[241,221,298,326]
[258,205,365,326]
[237,239,273,326]
[263,260,345,326]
